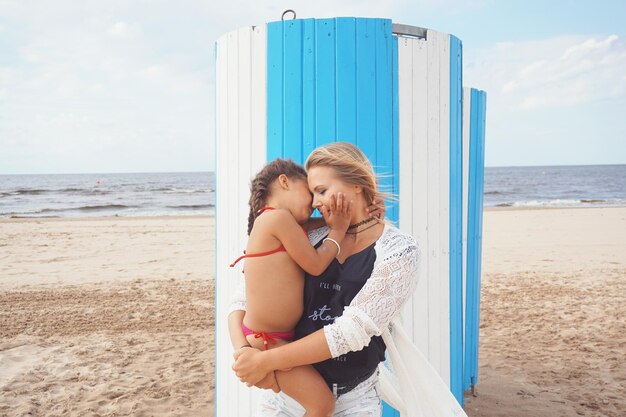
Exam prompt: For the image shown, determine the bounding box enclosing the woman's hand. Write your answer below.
[233,346,272,386]
[320,192,353,232]
[366,199,385,221]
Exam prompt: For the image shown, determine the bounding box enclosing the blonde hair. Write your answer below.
[304,142,389,206]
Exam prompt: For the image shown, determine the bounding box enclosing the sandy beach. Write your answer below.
[1,208,625,416]
[464,207,626,417]
[0,216,216,416]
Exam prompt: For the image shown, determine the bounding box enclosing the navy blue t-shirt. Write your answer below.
[294,239,386,385]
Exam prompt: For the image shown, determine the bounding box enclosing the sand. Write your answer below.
[463,207,626,417]
[0,216,215,417]
[1,208,624,416]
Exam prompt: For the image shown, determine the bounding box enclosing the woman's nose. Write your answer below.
[311,198,321,208]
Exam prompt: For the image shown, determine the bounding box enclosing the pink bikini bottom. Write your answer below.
[242,322,295,350]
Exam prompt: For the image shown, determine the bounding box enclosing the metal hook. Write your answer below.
[281,9,296,21]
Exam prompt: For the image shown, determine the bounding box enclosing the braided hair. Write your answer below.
[247,159,307,235]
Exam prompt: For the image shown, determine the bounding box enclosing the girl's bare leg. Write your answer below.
[276,365,335,417]
[246,335,334,417]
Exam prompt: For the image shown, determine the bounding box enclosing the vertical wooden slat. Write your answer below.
[302,19,317,159]
[461,87,471,391]
[267,23,284,158]
[315,18,336,147]
[251,25,268,173]
[411,37,430,357]
[391,36,400,223]
[465,88,487,392]
[355,19,377,159]
[375,19,394,219]
[448,34,464,403]
[437,30,451,386]
[284,20,304,161]
[336,18,357,144]
[426,28,443,376]
[397,36,414,338]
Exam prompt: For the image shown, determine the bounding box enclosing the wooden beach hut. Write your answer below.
[214,17,487,416]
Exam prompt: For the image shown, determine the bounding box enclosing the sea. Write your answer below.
[0,165,625,218]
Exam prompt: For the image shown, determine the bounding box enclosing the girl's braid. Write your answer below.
[247,159,307,235]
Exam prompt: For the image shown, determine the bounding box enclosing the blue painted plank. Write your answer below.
[336,18,357,145]
[464,89,479,391]
[315,18,336,147]
[391,35,399,223]
[464,88,487,392]
[267,22,285,160]
[283,19,304,161]
[475,91,486,386]
[302,19,317,161]
[355,19,377,161]
[448,34,464,405]
[377,18,400,417]
[374,19,394,222]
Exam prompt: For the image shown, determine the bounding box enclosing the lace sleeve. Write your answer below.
[227,279,247,315]
[308,226,329,246]
[323,228,420,358]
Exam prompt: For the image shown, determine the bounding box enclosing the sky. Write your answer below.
[1,0,625,174]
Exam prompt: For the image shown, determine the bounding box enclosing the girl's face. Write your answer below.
[285,178,313,224]
[307,166,360,215]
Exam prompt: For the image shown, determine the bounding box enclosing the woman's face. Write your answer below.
[307,166,360,215]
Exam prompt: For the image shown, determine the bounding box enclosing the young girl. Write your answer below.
[228,158,352,417]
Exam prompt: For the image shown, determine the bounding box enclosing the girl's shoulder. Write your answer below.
[253,207,293,228]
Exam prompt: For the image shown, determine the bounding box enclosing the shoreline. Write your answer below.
[2,203,625,223]
[1,213,215,223]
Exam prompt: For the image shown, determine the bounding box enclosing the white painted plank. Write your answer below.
[426,28,442,376]
[397,36,415,340]
[411,37,430,357]
[437,31,451,385]
[216,25,269,416]
[250,25,268,174]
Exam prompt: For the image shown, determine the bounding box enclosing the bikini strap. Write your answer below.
[229,245,287,268]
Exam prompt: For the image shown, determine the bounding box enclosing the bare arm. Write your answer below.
[228,309,281,392]
[227,310,249,350]
[263,193,351,276]
[233,328,331,386]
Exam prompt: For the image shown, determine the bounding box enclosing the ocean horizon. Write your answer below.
[1,164,625,218]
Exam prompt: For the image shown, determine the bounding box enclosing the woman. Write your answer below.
[229,142,466,417]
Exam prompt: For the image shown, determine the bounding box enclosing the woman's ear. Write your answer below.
[278,174,289,190]
[353,185,362,194]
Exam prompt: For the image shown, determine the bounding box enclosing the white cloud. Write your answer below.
[466,34,626,110]
[107,21,138,38]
